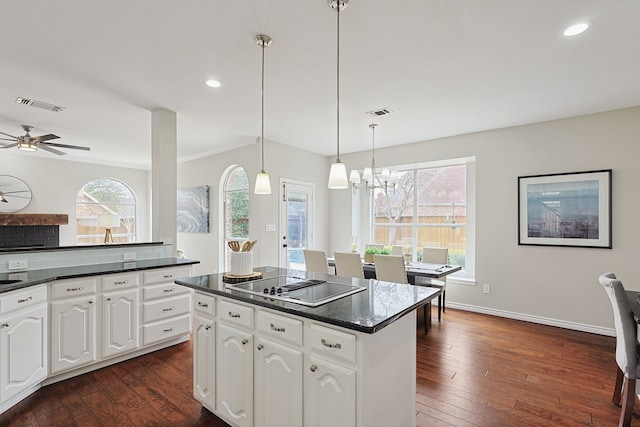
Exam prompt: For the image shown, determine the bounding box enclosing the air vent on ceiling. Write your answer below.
[15,97,65,112]
[366,107,393,117]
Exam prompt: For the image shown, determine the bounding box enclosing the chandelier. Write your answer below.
[349,124,399,194]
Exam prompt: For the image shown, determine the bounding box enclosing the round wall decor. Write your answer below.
[0,175,32,213]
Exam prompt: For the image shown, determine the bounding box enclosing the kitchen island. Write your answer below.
[176,266,440,427]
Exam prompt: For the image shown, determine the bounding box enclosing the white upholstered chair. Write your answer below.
[599,272,639,427]
[333,252,364,279]
[416,247,448,321]
[303,249,329,274]
[391,245,404,256]
[373,255,407,283]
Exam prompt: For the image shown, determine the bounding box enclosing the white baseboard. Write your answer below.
[446,302,615,337]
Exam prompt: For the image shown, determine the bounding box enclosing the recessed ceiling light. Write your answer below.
[563,21,592,37]
[205,79,222,88]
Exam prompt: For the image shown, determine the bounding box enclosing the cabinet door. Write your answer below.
[50,297,97,374]
[255,337,303,427]
[216,323,253,427]
[102,289,139,358]
[193,315,215,409]
[304,356,356,427]
[0,305,47,403]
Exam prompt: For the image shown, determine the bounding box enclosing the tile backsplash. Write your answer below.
[0,243,173,273]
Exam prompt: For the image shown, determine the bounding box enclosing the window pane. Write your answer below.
[372,225,413,246]
[227,168,249,191]
[226,190,249,238]
[76,178,136,244]
[416,165,466,225]
[372,170,414,231]
[417,226,466,267]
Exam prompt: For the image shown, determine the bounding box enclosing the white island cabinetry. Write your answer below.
[193,292,216,410]
[192,292,417,427]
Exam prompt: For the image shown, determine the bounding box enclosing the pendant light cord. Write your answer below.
[336,3,341,162]
[261,39,266,173]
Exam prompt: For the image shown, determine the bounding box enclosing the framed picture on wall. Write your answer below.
[518,169,612,248]
[177,185,210,233]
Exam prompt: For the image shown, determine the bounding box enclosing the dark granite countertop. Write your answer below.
[176,266,440,334]
[0,258,199,293]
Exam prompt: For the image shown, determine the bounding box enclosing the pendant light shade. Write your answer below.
[254,34,272,195]
[327,0,349,190]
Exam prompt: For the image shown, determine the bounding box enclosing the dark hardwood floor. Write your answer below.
[1,307,634,426]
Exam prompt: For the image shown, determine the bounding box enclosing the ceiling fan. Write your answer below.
[0,124,90,155]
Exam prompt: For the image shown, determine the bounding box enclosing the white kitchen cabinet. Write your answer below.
[102,288,139,358]
[254,337,303,427]
[216,321,253,427]
[193,313,215,409]
[304,355,356,427]
[50,295,97,374]
[0,285,47,405]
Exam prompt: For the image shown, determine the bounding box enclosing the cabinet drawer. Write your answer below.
[142,294,191,323]
[218,300,253,330]
[143,282,190,301]
[256,310,302,347]
[308,323,356,366]
[102,273,139,292]
[0,285,47,315]
[194,292,215,317]
[142,313,191,346]
[143,267,192,285]
[50,278,97,300]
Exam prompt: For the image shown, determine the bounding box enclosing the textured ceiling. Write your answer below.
[1,0,639,169]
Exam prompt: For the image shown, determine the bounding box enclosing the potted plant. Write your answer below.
[364,247,391,263]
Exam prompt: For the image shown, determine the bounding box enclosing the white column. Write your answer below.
[151,108,177,251]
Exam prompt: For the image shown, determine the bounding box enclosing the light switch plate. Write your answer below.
[265,223,276,232]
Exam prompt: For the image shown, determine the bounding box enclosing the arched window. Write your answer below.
[223,166,249,269]
[76,178,137,244]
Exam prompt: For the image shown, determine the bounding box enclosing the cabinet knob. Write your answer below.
[257,344,264,351]
[241,339,248,345]
[107,297,112,301]
[88,301,94,304]
[205,325,211,330]
[309,364,317,372]
[1,322,10,328]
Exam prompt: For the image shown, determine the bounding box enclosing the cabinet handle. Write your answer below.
[67,287,84,292]
[114,281,128,285]
[163,328,174,333]
[1,323,9,328]
[107,297,112,301]
[197,301,208,307]
[270,323,286,333]
[205,325,211,330]
[257,344,264,350]
[162,307,174,312]
[163,274,175,279]
[309,364,317,372]
[228,311,241,318]
[17,296,33,303]
[321,338,342,349]
[163,288,175,293]
[241,339,248,345]
[88,300,94,304]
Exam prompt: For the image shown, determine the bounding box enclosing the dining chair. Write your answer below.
[415,247,448,321]
[374,254,432,333]
[333,251,364,278]
[364,243,384,253]
[391,245,404,256]
[303,249,329,274]
[598,272,639,427]
[373,255,407,284]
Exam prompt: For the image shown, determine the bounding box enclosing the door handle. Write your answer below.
[282,244,288,248]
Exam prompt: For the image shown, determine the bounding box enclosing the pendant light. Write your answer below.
[327,0,349,189]
[254,34,272,195]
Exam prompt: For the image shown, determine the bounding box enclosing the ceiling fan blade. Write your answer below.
[43,142,90,151]
[1,143,19,149]
[32,133,60,142]
[39,145,66,155]
[0,131,17,139]
[0,137,16,141]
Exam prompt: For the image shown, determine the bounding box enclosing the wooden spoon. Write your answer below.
[241,241,251,252]
[247,240,257,251]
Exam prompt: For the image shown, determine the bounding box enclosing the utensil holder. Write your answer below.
[231,252,253,276]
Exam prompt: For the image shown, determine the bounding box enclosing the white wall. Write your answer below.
[332,106,640,332]
[0,153,150,245]
[176,139,329,276]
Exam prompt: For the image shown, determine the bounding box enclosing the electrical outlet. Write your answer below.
[8,272,28,281]
[123,261,137,269]
[483,284,491,294]
[123,252,136,261]
[8,259,28,270]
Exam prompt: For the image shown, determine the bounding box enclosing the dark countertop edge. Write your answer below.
[0,242,166,254]
[0,258,200,293]
[175,279,436,334]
